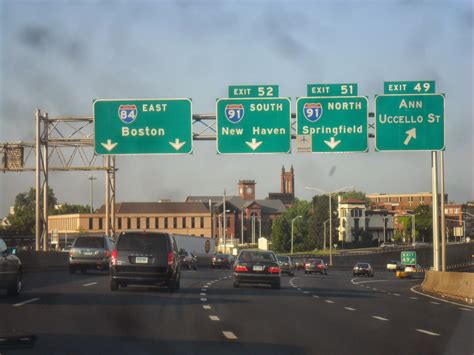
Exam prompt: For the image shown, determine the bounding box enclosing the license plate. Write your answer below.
[135,257,148,264]
[83,251,94,256]
[253,265,263,271]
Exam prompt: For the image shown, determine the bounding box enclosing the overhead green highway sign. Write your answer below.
[401,251,417,265]
[384,81,435,94]
[296,96,368,153]
[375,94,445,151]
[94,98,192,155]
[216,97,291,154]
[228,85,279,98]
[307,83,358,97]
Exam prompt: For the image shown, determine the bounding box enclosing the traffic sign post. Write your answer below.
[401,251,416,265]
[296,96,368,153]
[94,99,192,155]
[216,97,291,154]
[375,94,444,151]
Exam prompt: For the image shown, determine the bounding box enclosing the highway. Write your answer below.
[1,268,473,355]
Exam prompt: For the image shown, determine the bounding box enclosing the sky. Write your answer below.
[0,0,472,217]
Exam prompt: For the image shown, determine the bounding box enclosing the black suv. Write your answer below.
[0,238,22,296]
[110,232,181,292]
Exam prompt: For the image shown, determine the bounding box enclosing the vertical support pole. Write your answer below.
[259,217,261,239]
[241,209,244,244]
[223,190,226,254]
[323,221,327,251]
[209,199,213,240]
[110,156,116,238]
[105,156,110,236]
[432,151,440,271]
[42,113,49,251]
[440,150,446,272]
[329,193,333,266]
[291,219,294,255]
[35,109,41,251]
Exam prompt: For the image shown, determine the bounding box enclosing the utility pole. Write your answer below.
[432,152,440,271]
[440,150,446,272]
[88,175,97,213]
[223,190,227,254]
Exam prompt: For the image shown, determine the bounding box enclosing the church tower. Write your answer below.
[281,165,295,195]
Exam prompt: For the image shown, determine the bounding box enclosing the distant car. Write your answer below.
[0,239,22,296]
[404,264,422,273]
[304,259,328,275]
[69,235,115,274]
[277,255,295,276]
[412,242,431,248]
[211,253,233,269]
[380,242,397,249]
[353,262,374,277]
[110,232,181,292]
[292,257,306,270]
[233,250,281,289]
[179,250,198,270]
[386,260,403,272]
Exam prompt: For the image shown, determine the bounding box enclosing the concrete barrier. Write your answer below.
[422,270,474,304]
[17,251,69,273]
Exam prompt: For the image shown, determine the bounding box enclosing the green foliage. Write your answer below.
[339,190,371,205]
[52,203,91,215]
[7,187,57,234]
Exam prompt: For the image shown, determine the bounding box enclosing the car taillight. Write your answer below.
[234,265,248,272]
[111,250,117,266]
[223,258,228,262]
[318,264,323,268]
[268,266,280,273]
[104,250,111,258]
[167,252,174,266]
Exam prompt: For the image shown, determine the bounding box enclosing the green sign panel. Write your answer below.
[307,83,358,97]
[375,94,445,151]
[216,97,291,154]
[384,81,435,94]
[401,251,417,265]
[296,96,368,153]
[229,85,279,98]
[94,99,192,155]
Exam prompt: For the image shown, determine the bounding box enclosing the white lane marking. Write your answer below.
[325,300,334,304]
[201,288,207,291]
[458,308,471,312]
[297,288,302,291]
[203,305,211,310]
[303,291,310,294]
[351,278,392,285]
[410,285,474,309]
[393,293,401,297]
[372,288,378,291]
[222,331,238,340]
[387,292,393,295]
[200,298,207,302]
[380,290,387,293]
[372,316,389,321]
[430,302,440,305]
[410,297,419,300]
[313,295,320,299]
[13,298,40,307]
[83,282,98,287]
[416,329,440,336]
[344,307,356,311]
[209,315,220,321]
[200,293,206,296]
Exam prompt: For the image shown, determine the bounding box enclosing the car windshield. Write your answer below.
[117,234,167,252]
[239,251,277,262]
[74,237,104,249]
[277,256,289,262]
[357,263,369,268]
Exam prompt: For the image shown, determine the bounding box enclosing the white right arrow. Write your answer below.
[169,139,186,151]
[404,128,417,145]
[100,139,118,152]
[324,137,341,150]
[245,138,263,151]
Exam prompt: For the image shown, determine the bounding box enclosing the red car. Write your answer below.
[304,258,328,275]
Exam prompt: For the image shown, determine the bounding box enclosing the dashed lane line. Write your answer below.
[303,291,310,294]
[201,288,207,292]
[344,307,356,311]
[325,300,334,304]
[416,329,440,336]
[82,282,98,287]
[222,331,238,340]
[393,293,401,297]
[200,298,207,302]
[409,297,419,300]
[209,315,220,321]
[200,293,206,296]
[203,305,211,310]
[13,298,40,307]
[313,295,320,299]
[410,285,474,309]
[372,316,389,321]
[430,302,441,305]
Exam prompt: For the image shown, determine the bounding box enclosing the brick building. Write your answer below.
[367,192,448,213]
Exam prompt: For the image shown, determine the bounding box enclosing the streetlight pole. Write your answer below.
[291,215,302,255]
[305,185,354,266]
[88,175,97,213]
[323,219,330,250]
[223,190,226,254]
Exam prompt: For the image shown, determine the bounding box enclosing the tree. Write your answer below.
[400,205,433,243]
[7,187,57,234]
[52,203,91,215]
[339,190,371,206]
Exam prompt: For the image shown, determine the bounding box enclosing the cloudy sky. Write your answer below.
[0,0,472,216]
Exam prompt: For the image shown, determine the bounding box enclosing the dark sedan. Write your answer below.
[211,254,233,269]
[304,258,328,275]
[277,255,295,276]
[353,262,374,277]
[233,250,281,289]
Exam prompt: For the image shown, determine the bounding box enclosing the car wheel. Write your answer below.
[80,267,87,275]
[110,279,118,291]
[69,266,76,274]
[272,281,281,290]
[353,273,356,276]
[7,274,22,297]
[193,264,197,271]
[233,281,240,288]
[290,272,295,277]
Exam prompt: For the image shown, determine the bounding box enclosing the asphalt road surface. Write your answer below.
[1,268,473,355]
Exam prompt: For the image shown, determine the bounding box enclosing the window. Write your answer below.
[182,217,186,228]
[165,217,169,229]
[354,218,359,230]
[127,218,131,229]
[98,218,103,229]
[173,217,177,229]
[155,217,159,229]
[88,218,93,230]
[191,217,195,229]
[118,218,122,230]
[200,217,204,228]
[137,218,141,229]
[146,217,150,229]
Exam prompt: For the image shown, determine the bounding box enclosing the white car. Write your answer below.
[404,264,422,273]
[386,260,402,272]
